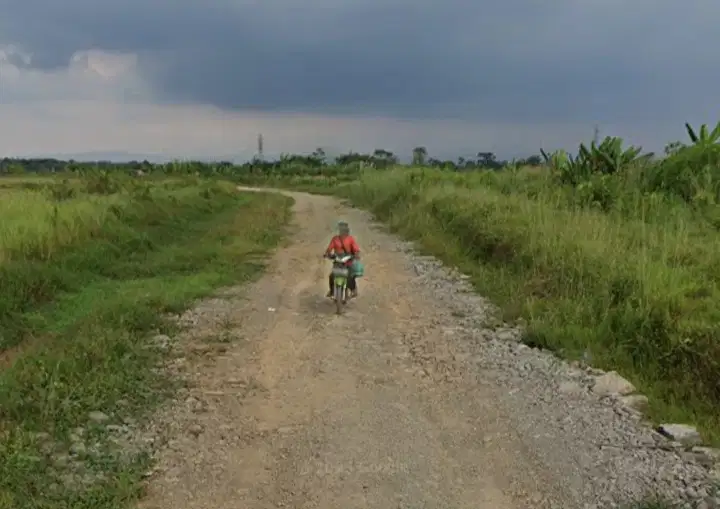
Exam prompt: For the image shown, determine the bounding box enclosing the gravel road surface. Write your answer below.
[136,189,719,509]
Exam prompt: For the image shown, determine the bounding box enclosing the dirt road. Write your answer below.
[136,190,716,509]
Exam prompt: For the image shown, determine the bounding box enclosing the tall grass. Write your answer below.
[0,189,123,264]
[338,167,720,443]
[0,176,292,508]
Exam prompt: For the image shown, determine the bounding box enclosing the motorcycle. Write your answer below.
[326,253,354,315]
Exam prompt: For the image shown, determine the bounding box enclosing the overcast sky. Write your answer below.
[0,0,718,161]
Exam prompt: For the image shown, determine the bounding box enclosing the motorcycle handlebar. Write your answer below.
[325,254,353,260]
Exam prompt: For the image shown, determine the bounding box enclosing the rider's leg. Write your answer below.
[327,274,334,297]
[348,276,358,297]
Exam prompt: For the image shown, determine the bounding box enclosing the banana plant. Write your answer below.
[540,148,572,169]
[685,121,720,146]
[542,136,651,181]
[579,136,651,174]
[540,148,587,184]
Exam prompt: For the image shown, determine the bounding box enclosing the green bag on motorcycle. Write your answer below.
[351,260,364,277]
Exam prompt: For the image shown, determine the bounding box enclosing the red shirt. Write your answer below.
[326,235,360,265]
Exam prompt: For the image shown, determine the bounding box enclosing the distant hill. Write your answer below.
[16,151,264,164]
[36,152,174,163]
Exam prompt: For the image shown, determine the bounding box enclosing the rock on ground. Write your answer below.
[658,424,703,447]
[591,371,637,397]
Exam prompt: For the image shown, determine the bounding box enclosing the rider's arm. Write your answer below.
[350,238,361,258]
[325,237,336,256]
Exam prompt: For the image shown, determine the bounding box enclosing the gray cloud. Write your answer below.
[1,0,718,156]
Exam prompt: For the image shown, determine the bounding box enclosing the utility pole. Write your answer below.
[257,133,264,160]
[593,125,600,145]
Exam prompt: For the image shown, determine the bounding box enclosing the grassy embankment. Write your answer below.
[0,174,291,508]
[330,160,720,445]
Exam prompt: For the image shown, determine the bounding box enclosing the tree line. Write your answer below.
[0,147,543,175]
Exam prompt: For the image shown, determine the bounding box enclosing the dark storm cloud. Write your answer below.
[2,0,719,124]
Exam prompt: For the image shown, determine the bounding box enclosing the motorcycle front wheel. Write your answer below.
[333,284,345,314]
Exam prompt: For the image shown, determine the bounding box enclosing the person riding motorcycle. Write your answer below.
[324,221,361,299]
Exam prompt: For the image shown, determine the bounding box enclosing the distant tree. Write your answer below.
[428,158,457,170]
[3,162,24,174]
[476,152,496,166]
[311,147,326,165]
[336,151,374,165]
[372,149,398,168]
[525,155,542,166]
[412,146,427,165]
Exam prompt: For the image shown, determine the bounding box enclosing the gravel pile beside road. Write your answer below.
[394,236,720,508]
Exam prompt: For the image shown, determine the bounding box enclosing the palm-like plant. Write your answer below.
[685,121,720,146]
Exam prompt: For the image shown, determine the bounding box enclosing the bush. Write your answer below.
[643,144,720,205]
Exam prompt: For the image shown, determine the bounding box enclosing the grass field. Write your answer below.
[327,165,720,447]
[0,174,291,508]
